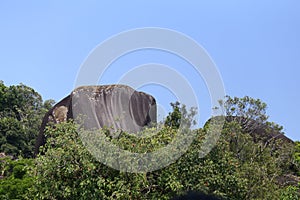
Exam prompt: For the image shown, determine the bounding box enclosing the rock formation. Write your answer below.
[225,116,293,144]
[34,85,157,155]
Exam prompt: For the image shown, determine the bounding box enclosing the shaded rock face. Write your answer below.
[204,116,293,145]
[225,116,294,144]
[34,85,157,155]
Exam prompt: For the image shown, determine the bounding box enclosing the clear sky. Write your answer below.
[0,1,299,140]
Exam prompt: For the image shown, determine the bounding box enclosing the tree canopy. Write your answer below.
[0,82,299,199]
[0,81,54,158]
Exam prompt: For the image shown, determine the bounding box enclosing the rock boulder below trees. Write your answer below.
[34,85,157,155]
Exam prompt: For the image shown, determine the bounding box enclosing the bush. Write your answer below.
[0,157,34,199]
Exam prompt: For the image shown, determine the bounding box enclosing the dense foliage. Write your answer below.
[0,81,54,158]
[23,118,298,200]
[0,156,34,199]
[0,82,299,199]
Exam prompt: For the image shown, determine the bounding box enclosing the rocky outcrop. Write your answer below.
[225,116,294,144]
[34,85,156,155]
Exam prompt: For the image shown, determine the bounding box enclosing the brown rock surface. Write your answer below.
[34,85,156,155]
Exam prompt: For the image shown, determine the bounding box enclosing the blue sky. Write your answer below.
[0,1,299,140]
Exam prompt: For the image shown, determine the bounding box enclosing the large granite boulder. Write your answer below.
[34,85,157,155]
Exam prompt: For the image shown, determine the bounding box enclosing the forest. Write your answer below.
[0,81,300,199]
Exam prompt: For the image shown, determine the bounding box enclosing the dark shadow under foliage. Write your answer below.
[171,191,222,200]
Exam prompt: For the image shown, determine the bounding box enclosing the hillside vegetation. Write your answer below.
[0,82,299,199]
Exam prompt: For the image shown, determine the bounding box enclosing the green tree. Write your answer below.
[279,184,300,200]
[224,95,269,132]
[164,101,196,129]
[0,81,54,158]
[29,121,245,199]
[222,96,299,199]
[26,98,298,199]
[0,156,34,199]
